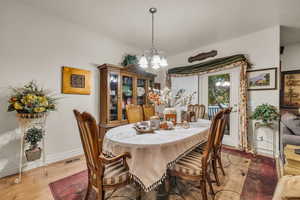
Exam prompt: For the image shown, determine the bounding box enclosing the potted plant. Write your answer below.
[24,127,43,161]
[251,103,279,127]
[7,81,57,118]
[121,54,138,66]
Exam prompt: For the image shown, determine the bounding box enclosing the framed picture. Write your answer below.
[247,67,277,90]
[281,70,300,108]
[62,66,91,95]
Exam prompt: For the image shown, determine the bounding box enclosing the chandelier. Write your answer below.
[138,8,168,70]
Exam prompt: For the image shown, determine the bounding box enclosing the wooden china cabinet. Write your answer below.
[98,64,156,137]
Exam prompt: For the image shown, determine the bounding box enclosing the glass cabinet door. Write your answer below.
[108,73,119,122]
[149,80,154,90]
[137,79,147,105]
[122,76,133,120]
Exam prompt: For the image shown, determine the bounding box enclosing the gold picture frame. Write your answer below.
[62,66,91,95]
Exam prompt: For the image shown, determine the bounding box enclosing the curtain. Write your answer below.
[167,61,250,152]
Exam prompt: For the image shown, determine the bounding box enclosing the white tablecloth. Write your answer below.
[103,120,210,191]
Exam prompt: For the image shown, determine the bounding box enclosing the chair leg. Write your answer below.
[206,173,215,196]
[85,181,91,200]
[212,159,220,186]
[136,185,142,200]
[217,154,226,176]
[102,190,106,200]
[200,180,208,200]
[96,186,104,200]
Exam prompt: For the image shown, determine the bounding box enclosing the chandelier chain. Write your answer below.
[152,11,154,50]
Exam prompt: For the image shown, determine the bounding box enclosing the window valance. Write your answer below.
[167,54,248,76]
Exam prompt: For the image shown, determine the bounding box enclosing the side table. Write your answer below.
[253,122,276,158]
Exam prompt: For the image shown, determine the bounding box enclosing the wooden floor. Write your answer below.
[0,155,86,200]
[0,150,254,200]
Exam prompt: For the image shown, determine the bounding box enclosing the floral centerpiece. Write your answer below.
[7,81,57,118]
[148,87,196,108]
[148,87,196,122]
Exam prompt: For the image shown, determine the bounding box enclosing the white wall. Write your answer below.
[164,26,281,156]
[281,42,300,71]
[0,1,139,177]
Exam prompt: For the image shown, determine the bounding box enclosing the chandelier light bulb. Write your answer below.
[138,55,148,68]
[160,57,168,67]
[151,54,161,65]
[152,63,160,70]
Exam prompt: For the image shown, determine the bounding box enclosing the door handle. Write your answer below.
[231,104,238,113]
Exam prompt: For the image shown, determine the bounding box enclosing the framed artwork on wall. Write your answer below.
[281,70,300,108]
[62,66,91,95]
[247,67,277,90]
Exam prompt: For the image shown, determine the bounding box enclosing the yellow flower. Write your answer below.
[14,102,23,110]
[34,107,46,113]
[39,96,48,106]
[24,94,37,104]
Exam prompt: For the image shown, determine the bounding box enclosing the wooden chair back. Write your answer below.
[126,104,143,123]
[214,107,232,151]
[73,110,103,178]
[202,110,224,169]
[188,104,206,119]
[143,104,155,120]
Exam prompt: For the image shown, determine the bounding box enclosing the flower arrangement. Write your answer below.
[148,87,196,107]
[7,81,58,114]
[251,103,279,125]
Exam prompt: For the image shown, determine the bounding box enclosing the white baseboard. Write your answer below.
[257,147,278,158]
[0,147,83,178]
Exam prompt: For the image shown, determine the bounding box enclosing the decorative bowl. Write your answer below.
[134,121,154,134]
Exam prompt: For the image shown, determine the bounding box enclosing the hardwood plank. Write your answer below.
[0,155,86,200]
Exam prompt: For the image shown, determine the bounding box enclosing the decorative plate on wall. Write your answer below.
[137,87,145,97]
[62,66,91,95]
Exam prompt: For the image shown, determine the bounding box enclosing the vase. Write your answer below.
[25,147,42,161]
[255,122,273,129]
[163,107,177,115]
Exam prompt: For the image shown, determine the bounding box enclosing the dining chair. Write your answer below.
[169,110,225,200]
[211,107,232,186]
[142,104,155,120]
[73,110,134,200]
[187,104,206,120]
[126,104,143,123]
[195,107,232,186]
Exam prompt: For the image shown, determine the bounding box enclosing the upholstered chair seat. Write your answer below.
[102,160,130,186]
[172,150,204,176]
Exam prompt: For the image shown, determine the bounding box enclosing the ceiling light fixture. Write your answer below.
[138,7,168,69]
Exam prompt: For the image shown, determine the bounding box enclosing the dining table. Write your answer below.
[103,119,211,197]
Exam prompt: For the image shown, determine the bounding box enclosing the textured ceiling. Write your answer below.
[20,0,300,55]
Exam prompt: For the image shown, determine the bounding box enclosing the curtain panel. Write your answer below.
[167,57,250,152]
